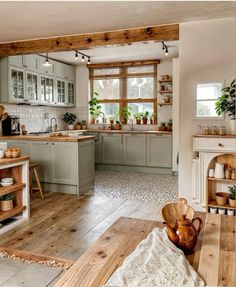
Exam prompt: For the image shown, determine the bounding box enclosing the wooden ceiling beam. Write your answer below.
[0,24,179,57]
[88,59,160,69]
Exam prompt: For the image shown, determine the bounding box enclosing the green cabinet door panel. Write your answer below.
[147,135,172,168]
[123,134,146,166]
[50,142,78,185]
[101,134,123,164]
[28,141,50,182]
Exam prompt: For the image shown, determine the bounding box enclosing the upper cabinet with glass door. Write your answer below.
[9,67,25,103]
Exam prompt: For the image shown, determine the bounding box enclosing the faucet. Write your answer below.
[99,112,106,123]
[50,117,58,132]
[129,119,134,131]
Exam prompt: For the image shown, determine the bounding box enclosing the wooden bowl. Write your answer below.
[162,198,194,226]
[215,192,228,206]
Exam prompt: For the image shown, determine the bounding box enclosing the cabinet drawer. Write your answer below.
[193,138,236,152]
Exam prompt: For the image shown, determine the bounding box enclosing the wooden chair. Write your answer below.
[29,162,44,199]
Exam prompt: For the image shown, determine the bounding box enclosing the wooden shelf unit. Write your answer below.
[0,157,29,234]
[158,102,172,106]
[208,177,236,183]
[208,201,236,210]
[158,90,172,94]
[158,79,172,83]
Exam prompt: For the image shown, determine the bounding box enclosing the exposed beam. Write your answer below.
[0,24,179,57]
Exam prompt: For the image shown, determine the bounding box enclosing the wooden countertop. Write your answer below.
[0,156,30,166]
[194,134,236,138]
[0,135,95,142]
[71,129,172,135]
[54,213,236,287]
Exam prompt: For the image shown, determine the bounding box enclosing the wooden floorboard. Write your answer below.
[0,192,164,260]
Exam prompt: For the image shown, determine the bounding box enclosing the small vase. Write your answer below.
[68,125,74,130]
[230,119,236,135]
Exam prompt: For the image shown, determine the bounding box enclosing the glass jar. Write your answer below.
[210,125,217,135]
[218,126,226,135]
[203,125,209,135]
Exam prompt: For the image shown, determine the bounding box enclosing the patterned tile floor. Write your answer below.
[94,171,178,204]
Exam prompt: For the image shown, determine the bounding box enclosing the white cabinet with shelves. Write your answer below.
[25,71,39,103]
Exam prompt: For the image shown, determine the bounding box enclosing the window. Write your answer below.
[89,61,158,122]
[196,83,222,118]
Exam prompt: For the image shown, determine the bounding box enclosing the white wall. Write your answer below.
[179,18,236,207]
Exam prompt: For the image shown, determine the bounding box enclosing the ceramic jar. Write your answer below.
[214,163,224,179]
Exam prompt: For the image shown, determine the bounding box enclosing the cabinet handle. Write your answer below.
[52,143,55,145]
[218,143,224,147]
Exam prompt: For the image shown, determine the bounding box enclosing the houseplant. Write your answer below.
[159,122,166,131]
[0,192,14,211]
[167,119,173,131]
[215,79,236,134]
[150,112,157,125]
[134,113,142,125]
[141,111,149,124]
[118,106,132,124]
[228,185,236,208]
[62,113,76,130]
[81,120,87,130]
[76,121,81,130]
[88,92,102,124]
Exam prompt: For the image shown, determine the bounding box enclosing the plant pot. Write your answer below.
[229,197,236,208]
[142,118,148,125]
[82,125,87,130]
[123,119,128,125]
[218,208,225,215]
[209,207,217,214]
[110,119,114,125]
[230,119,236,135]
[136,119,141,125]
[90,119,96,125]
[150,119,157,125]
[76,125,81,130]
[227,209,235,216]
[0,200,13,211]
[167,125,172,132]
[215,192,228,206]
[68,125,74,130]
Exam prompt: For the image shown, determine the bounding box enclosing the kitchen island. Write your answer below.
[0,135,95,196]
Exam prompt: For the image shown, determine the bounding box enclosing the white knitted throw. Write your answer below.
[104,228,205,287]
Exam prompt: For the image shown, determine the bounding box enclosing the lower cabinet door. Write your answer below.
[101,134,123,164]
[50,142,78,185]
[123,134,146,166]
[95,141,101,163]
[28,141,50,182]
[147,135,172,168]
[6,141,29,156]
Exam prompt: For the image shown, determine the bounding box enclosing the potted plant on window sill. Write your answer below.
[141,111,149,125]
[215,79,236,135]
[150,112,157,125]
[118,106,132,125]
[134,113,142,125]
[228,185,236,208]
[0,192,14,211]
[88,92,102,125]
[81,120,87,130]
[62,112,76,130]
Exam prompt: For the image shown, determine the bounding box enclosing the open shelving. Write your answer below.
[159,90,172,94]
[158,102,172,106]
[158,79,172,83]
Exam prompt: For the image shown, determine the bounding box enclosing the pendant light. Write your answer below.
[81,55,85,62]
[162,42,169,56]
[43,53,52,66]
[75,51,79,60]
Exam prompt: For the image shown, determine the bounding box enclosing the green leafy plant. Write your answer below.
[228,185,236,200]
[141,111,149,119]
[62,113,76,125]
[168,119,173,126]
[0,193,14,201]
[117,106,132,123]
[160,122,166,127]
[150,112,157,120]
[81,120,87,125]
[215,80,236,119]
[88,92,102,118]
[134,112,142,120]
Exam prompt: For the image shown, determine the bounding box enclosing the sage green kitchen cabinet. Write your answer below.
[101,134,123,164]
[65,65,76,81]
[123,134,146,166]
[28,141,50,182]
[95,140,101,163]
[50,142,78,185]
[5,141,29,156]
[147,135,172,168]
[9,67,25,103]
[67,82,75,106]
[25,71,39,102]
[56,79,66,105]
[40,75,55,103]
[9,55,24,68]
[24,55,39,71]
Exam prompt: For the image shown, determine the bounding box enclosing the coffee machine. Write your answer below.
[2,115,20,136]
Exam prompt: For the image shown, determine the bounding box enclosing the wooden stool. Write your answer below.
[29,162,44,199]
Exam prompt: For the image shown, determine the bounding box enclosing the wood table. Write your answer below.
[54,213,236,287]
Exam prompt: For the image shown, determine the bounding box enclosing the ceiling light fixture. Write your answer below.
[162,42,169,56]
[43,53,52,66]
[74,50,91,64]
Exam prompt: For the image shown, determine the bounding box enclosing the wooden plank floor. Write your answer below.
[0,192,164,260]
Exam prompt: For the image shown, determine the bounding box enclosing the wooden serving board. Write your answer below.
[54,213,236,287]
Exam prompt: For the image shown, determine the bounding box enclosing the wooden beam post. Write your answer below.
[0,24,179,56]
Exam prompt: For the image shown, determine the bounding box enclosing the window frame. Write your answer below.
[89,60,158,123]
[194,81,224,120]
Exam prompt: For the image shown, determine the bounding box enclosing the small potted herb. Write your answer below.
[81,120,87,130]
[0,193,14,211]
[110,116,115,125]
[159,122,167,131]
[62,113,76,130]
[118,106,132,124]
[150,112,157,125]
[134,113,142,125]
[167,119,173,131]
[141,111,149,125]
[228,185,236,208]
[88,92,102,124]
[76,121,81,130]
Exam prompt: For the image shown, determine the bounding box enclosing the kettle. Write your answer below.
[214,162,224,179]
[164,214,203,252]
